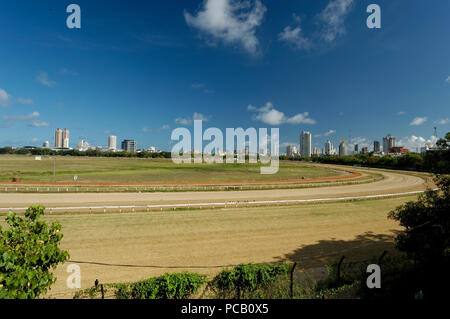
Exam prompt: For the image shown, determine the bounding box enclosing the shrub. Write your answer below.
[116,272,206,299]
[0,205,69,299]
[207,263,289,299]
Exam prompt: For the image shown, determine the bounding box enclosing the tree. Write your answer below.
[388,175,450,298]
[0,205,69,299]
[436,132,450,150]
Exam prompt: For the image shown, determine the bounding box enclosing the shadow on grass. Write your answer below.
[274,230,403,269]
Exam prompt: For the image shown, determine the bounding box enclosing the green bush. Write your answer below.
[116,272,206,299]
[207,263,289,299]
[0,205,69,299]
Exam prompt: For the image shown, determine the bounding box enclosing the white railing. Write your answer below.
[0,189,432,213]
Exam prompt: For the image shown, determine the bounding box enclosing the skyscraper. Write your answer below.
[383,135,396,153]
[325,140,334,156]
[108,135,117,150]
[121,139,136,153]
[339,139,346,156]
[300,131,312,158]
[54,128,62,148]
[62,128,69,148]
[286,145,298,157]
[374,141,381,153]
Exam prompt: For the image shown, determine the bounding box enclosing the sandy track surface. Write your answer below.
[0,167,428,209]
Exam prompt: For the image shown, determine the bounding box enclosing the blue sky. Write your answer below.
[0,0,449,152]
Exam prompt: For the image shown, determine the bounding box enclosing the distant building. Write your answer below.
[354,144,359,153]
[286,145,298,157]
[300,131,312,158]
[390,146,409,155]
[361,147,369,154]
[76,140,90,151]
[62,128,70,148]
[313,147,320,156]
[339,139,346,156]
[325,140,334,156]
[383,135,396,153]
[43,141,50,148]
[54,128,62,148]
[121,139,137,153]
[148,146,156,153]
[108,135,117,151]
[374,141,381,153]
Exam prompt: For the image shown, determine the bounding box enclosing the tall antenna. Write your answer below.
[434,127,438,138]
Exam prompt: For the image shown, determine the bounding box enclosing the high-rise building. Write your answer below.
[374,141,381,153]
[108,135,117,150]
[54,128,63,148]
[286,145,298,157]
[313,147,320,156]
[62,128,69,148]
[361,147,369,154]
[300,131,312,158]
[325,140,334,156]
[339,139,346,156]
[383,135,396,153]
[121,139,136,153]
[354,144,359,153]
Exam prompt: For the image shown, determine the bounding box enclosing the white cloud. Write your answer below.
[31,120,50,127]
[248,101,316,125]
[398,135,438,151]
[17,98,34,105]
[3,111,40,122]
[36,72,56,87]
[191,83,206,89]
[278,25,312,50]
[175,112,211,126]
[2,111,49,127]
[434,118,450,125]
[175,117,192,126]
[409,116,428,126]
[324,129,336,136]
[445,76,450,84]
[317,0,354,43]
[60,68,78,76]
[184,0,267,55]
[397,111,405,115]
[193,112,211,121]
[0,88,10,107]
[142,126,153,133]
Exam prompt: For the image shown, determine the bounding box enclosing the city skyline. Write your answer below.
[0,1,449,152]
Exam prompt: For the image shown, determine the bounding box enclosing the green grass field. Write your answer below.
[0,155,342,183]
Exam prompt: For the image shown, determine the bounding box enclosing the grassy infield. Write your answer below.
[0,155,340,183]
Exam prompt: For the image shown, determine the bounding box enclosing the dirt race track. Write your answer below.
[0,166,431,209]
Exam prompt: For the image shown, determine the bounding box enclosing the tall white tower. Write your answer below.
[108,135,117,150]
[300,131,312,158]
[62,128,70,148]
[54,128,62,148]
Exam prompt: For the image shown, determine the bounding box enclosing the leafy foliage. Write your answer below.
[207,263,289,299]
[0,205,69,299]
[115,272,206,299]
[388,175,450,266]
[388,175,450,298]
